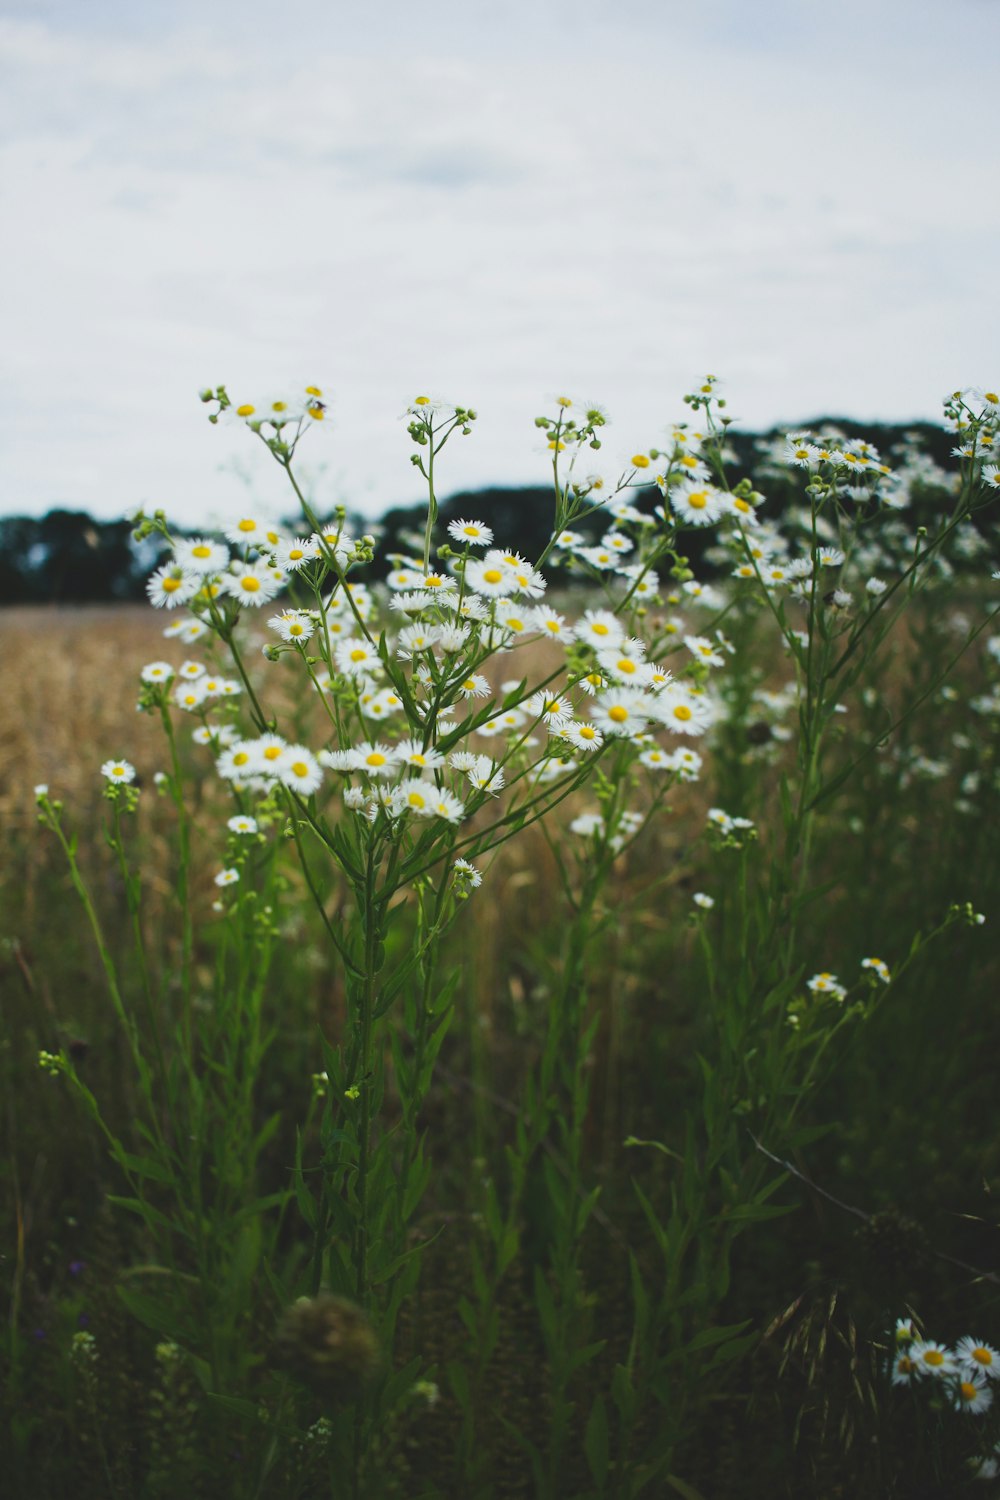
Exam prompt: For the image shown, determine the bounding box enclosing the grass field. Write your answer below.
[4,392,1000,1498]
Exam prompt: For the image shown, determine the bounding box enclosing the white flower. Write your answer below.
[174,681,208,712]
[147,564,200,610]
[223,562,282,607]
[447,518,494,547]
[866,577,888,596]
[683,635,725,668]
[163,617,209,643]
[955,1378,993,1415]
[561,721,604,752]
[464,558,518,598]
[141,661,175,684]
[575,609,625,649]
[269,610,316,644]
[352,742,399,777]
[453,857,483,888]
[278,747,324,796]
[807,972,847,1002]
[214,868,240,887]
[394,739,446,771]
[591,687,653,739]
[570,812,603,837]
[671,484,726,526]
[654,686,713,736]
[957,1338,1000,1381]
[693,892,715,909]
[527,691,573,728]
[227,815,258,835]
[174,538,230,574]
[273,537,320,571]
[224,514,276,548]
[336,638,382,677]
[466,756,505,795]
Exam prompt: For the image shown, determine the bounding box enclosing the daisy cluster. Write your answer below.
[743,388,1000,607]
[131,383,777,855]
[114,378,1000,895]
[890,1320,1000,1476]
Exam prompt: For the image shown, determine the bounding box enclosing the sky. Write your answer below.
[2,0,999,527]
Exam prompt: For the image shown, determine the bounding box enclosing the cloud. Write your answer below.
[1,2,998,525]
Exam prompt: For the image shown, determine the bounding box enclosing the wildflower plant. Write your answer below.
[29,376,1000,1496]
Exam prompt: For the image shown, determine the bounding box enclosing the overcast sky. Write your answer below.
[2,0,998,527]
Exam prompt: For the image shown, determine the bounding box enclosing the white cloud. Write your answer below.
[1,1,998,525]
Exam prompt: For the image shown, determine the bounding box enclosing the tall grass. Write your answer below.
[3,380,1000,1498]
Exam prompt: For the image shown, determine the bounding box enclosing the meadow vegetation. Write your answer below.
[3,380,1000,1498]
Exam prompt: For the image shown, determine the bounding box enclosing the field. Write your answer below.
[3,389,1000,1499]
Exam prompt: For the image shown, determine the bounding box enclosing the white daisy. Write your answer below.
[101,758,136,784]
[447,518,494,547]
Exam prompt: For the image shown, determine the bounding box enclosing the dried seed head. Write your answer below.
[273,1294,379,1396]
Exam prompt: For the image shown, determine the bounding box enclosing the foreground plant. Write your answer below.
[29,378,1000,1498]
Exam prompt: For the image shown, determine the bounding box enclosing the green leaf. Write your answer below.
[666,1475,709,1500]
[207,1393,259,1422]
[685,1319,751,1353]
[115,1146,176,1182]
[584,1395,609,1490]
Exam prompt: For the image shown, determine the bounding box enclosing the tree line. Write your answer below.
[0,421,957,605]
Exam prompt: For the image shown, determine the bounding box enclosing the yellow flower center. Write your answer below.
[163,576,182,593]
[350,648,367,662]
[586,673,602,686]
[631,454,650,469]
[608,705,629,723]
[579,726,596,740]
[483,569,503,584]
[546,620,561,632]
[236,404,255,417]
[674,704,692,721]
[289,625,304,636]
[688,491,708,510]
[591,623,609,636]
[291,762,309,778]
[973,1348,993,1366]
[305,385,323,397]
[241,577,260,592]
[238,519,256,533]
[462,525,479,536]
[556,396,572,407]
[413,395,430,405]
[233,752,249,766]
[366,753,386,767]
[307,405,324,420]
[112,766,124,776]
[411,754,426,766]
[618,659,636,674]
[985,391,998,404]
[408,791,426,808]
[923,1350,944,1366]
[271,401,287,412]
[192,545,211,558]
[507,618,524,631]
[264,746,282,761]
[548,440,565,451]
[960,1382,978,1401]
[463,680,477,692]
